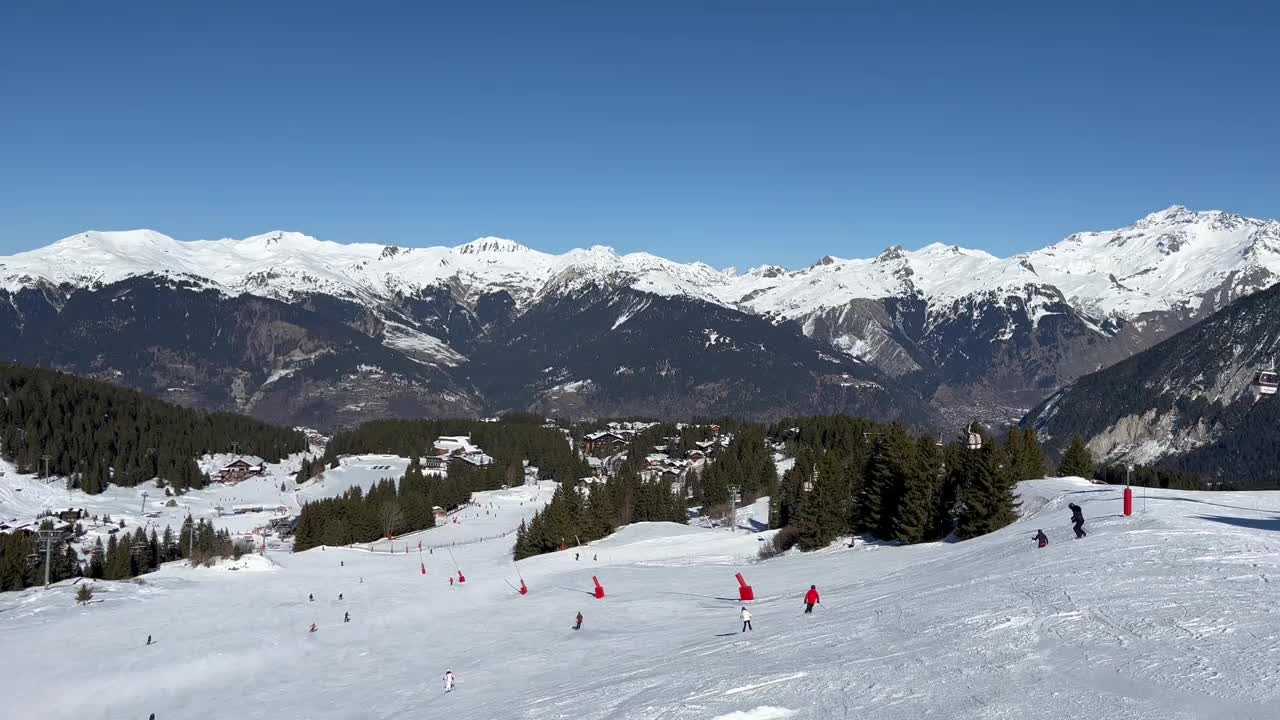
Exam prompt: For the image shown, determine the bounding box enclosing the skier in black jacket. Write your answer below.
[1069,503,1086,538]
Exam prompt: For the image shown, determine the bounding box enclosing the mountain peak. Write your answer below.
[455,237,530,255]
[1135,205,1199,227]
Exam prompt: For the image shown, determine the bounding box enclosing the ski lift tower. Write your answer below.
[35,526,60,589]
[727,485,740,532]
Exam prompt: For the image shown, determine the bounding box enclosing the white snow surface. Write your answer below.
[3,477,1280,719]
[3,206,1278,328]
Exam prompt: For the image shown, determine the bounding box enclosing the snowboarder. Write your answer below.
[443,670,456,693]
[308,593,314,602]
[1069,503,1087,538]
[740,607,753,632]
[1034,529,1049,548]
[573,611,583,631]
[344,611,350,623]
[803,585,820,614]
[338,593,343,600]
[309,623,317,633]
[146,634,153,646]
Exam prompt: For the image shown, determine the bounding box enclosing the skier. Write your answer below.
[338,593,343,600]
[146,634,153,646]
[309,623,317,633]
[573,611,583,630]
[449,576,454,587]
[1069,503,1087,538]
[443,670,456,693]
[593,554,597,561]
[575,552,580,561]
[740,607,753,632]
[344,611,350,623]
[803,585,820,614]
[340,560,344,567]
[308,593,314,602]
[1034,529,1049,548]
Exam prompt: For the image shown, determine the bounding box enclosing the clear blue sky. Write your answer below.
[1,1,1276,268]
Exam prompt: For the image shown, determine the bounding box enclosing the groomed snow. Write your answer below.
[2,478,1279,719]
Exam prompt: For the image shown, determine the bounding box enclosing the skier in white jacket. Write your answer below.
[740,607,753,632]
[443,670,456,693]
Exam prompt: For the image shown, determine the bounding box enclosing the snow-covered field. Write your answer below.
[3,478,1279,719]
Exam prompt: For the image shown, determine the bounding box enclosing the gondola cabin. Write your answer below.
[966,430,983,451]
[1252,371,1279,396]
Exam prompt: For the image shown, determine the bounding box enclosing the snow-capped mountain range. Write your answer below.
[6,205,1278,322]
[1,205,1277,429]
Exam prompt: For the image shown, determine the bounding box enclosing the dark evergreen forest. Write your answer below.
[0,364,306,493]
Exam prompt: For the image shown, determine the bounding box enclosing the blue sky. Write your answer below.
[1,1,1276,268]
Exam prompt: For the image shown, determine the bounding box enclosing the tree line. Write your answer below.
[514,422,778,560]
[293,456,498,551]
[0,516,240,592]
[766,417,1047,551]
[0,363,306,494]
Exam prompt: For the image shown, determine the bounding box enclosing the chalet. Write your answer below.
[58,509,84,522]
[458,452,495,467]
[422,456,448,470]
[583,431,629,455]
[432,435,477,456]
[232,504,288,515]
[216,459,266,484]
[269,516,299,537]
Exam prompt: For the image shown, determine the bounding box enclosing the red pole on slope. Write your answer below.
[1123,486,1133,517]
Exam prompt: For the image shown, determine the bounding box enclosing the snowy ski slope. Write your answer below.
[2,478,1278,719]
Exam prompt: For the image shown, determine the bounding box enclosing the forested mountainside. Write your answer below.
[0,363,305,493]
[1024,282,1280,487]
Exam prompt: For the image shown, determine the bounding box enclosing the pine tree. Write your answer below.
[88,537,105,579]
[954,444,1018,540]
[793,452,852,550]
[76,583,93,605]
[1057,434,1094,478]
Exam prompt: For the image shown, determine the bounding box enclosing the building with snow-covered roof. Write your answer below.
[433,435,477,455]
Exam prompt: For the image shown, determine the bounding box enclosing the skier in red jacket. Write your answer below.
[803,585,820,614]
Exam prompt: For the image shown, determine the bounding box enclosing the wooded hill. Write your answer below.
[0,364,306,493]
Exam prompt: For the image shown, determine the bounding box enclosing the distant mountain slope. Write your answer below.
[2,205,1277,427]
[1024,282,1280,486]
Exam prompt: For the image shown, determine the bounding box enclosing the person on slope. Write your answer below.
[1068,503,1087,539]
[443,670,456,693]
[344,611,350,623]
[803,585,820,614]
[1034,529,1049,548]
[308,594,314,602]
[309,623,317,633]
[740,607,753,632]
[573,611,583,631]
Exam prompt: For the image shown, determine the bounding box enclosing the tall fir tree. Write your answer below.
[1057,434,1095,478]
